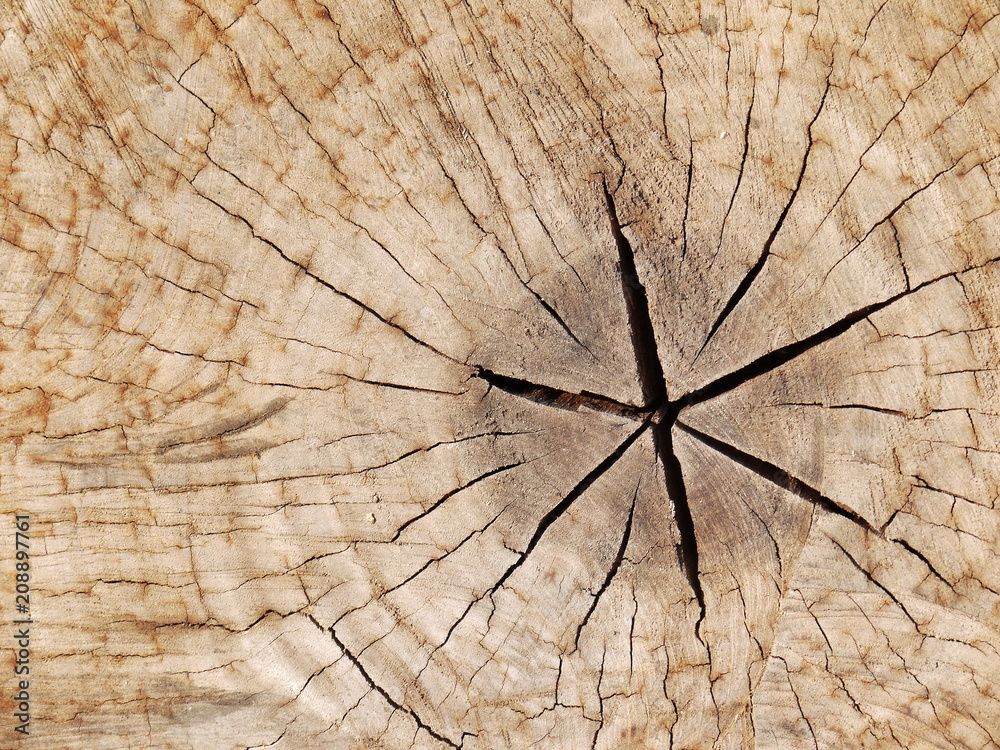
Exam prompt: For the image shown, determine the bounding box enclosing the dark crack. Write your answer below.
[677,420,957,590]
[654,413,706,639]
[473,366,649,420]
[832,542,925,633]
[194,189,462,367]
[602,177,667,407]
[604,179,706,638]
[681,132,694,261]
[486,418,652,597]
[714,78,756,266]
[698,76,832,358]
[426,417,654,659]
[528,286,595,356]
[317,617,461,748]
[572,483,639,649]
[681,257,1000,410]
[391,461,525,542]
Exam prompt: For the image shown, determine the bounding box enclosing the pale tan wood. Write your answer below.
[2,0,1000,748]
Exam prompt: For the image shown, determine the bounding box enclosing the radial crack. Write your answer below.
[655,416,706,638]
[529,286,595,357]
[488,418,652,595]
[195,189,462,367]
[680,131,694,261]
[682,256,1000,409]
[572,484,639,649]
[713,78,756,266]
[603,177,705,634]
[832,542,924,632]
[677,421,955,589]
[678,420,866,521]
[473,366,649,420]
[322,620,460,748]
[698,76,833,358]
[602,178,667,406]
[427,417,653,657]
[391,461,525,542]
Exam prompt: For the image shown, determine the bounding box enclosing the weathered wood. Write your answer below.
[2,0,999,747]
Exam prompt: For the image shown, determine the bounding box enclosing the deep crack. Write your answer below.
[473,366,649,420]
[602,177,668,406]
[465,167,973,665]
[654,414,707,639]
[604,179,707,636]
[677,421,957,591]
[680,259,998,410]
[482,181,711,641]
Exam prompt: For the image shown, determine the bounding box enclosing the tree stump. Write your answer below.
[2,0,1000,747]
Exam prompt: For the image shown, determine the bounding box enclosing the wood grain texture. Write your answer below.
[1,0,999,747]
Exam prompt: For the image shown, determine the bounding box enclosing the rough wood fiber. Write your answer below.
[1,0,999,748]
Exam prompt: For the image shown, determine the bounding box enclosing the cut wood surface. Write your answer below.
[1,0,999,747]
